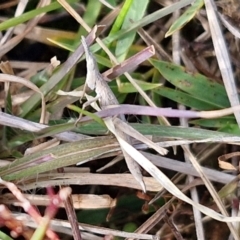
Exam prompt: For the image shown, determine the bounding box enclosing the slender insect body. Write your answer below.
[95,75,118,108]
[80,36,146,192]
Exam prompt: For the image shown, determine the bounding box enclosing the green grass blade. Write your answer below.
[73,121,239,139]
[51,0,194,54]
[154,87,219,110]
[190,117,236,128]
[114,0,149,61]
[0,231,13,240]
[0,137,115,181]
[77,0,102,37]
[166,0,204,37]
[119,79,161,93]
[0,0,78,31]
[109,0,134,35]
[150,59,231,108]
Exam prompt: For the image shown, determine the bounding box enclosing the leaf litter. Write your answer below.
[1,0,240,239]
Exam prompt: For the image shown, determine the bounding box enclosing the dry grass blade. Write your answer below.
[0,111,86,142]
[165,122,240,239]
[0,193,116,209]
[218,152,240,171]
[17,173,163,192]
[78,103,240,120]
[0,73,46,123]
[106,118,240,222]
[204,0,240,125]
[0,90,33,107]
[218,12,240,39]
[102,45,156,79]
[142,152,235,185]
[136,26,172,61]
[13,23,78,45]
[24,138,60,155]
[151,137,240,147]
[200,2,240,236]
[0,0,28,45]
[0,0,50,58]
[14,213,157,239]
[98,0,115,9]
[113,118,167,155]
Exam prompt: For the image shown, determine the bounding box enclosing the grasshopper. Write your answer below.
[77,36,167,191]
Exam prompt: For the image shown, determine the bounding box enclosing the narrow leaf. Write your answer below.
[166,0,204,37]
